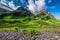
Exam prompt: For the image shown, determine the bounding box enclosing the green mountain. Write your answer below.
[0,7,60,31]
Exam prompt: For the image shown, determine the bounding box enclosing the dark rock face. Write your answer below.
[0,31,60,40]
[11,7,33,17]
[16,7,26,10]
[31,32,60,40]
[0,31,31,40]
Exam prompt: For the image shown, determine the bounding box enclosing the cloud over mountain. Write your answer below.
[0,0,19,11]
[0,0,46,12]
[28,0,45,12]
[8,1,19,10]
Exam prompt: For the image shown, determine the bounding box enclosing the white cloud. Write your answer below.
[0,0,8,6]
[0,0,20,11]
[0,4,13,11]
[0,0,13,11]
[28,0,46,12]
[20,0,25,3]
[50,6,56,9]
[0,0,46,12]
[1,0,6,1]
[8,1,20,10]
[46,6,56,9]
[28,0,37,12]
[48,0,52,3]
[35,0,45,11]
[49,6,56,9]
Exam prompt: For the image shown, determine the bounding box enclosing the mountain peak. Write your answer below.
[39,10,48,14]
[32,10,48,15]
[16,7,26,10]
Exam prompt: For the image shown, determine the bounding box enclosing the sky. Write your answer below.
[46,0,60,19]
[0,0,60,19]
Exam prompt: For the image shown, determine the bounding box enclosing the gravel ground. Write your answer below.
[31,32,60,40]
[0,30,60,40]
[0,30,31,40]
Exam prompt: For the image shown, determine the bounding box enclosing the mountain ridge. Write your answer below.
[0,6,60,31]
[0,7,55,19]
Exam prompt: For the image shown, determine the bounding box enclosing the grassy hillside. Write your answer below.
[0,8,60,33]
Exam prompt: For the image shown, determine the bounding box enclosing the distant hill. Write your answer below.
[0,7,60,28]
[0,7,56,19]
[11,7,33,17]
[0,8,8,12]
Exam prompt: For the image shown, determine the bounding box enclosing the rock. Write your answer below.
[0,31,60,40]
[31,32,60,40]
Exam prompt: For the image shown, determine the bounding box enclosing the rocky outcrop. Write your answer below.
[0,30,31,40]
[11,7,33,17]
[31,32,60,40]
[0,31,60,40]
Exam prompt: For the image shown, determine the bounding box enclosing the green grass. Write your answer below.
[0,9,60,36]
[0,16,60,34]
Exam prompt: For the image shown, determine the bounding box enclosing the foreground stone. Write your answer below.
[31,32,60,40]
[0,31,60,40]
[0,30,31,40]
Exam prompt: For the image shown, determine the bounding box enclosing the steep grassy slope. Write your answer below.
[0,8,60,33]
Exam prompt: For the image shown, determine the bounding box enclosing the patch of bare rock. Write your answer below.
[0,30,60,40]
